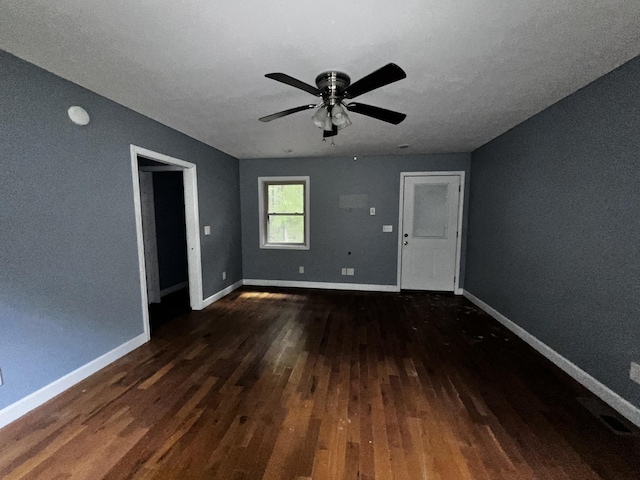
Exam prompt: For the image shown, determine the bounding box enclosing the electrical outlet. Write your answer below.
[369,207,376,215]
[299,266,304,274]
[222,271,226,280]
[341,268,347,275]
[204,225,211,235]
[630,362,640,385]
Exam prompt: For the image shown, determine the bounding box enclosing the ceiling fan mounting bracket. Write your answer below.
[315,71,350,105]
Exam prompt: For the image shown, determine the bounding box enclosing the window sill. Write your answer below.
[260,243,310,250]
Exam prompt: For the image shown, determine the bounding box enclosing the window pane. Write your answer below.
[268,184,304,213]
[259,177,309,249]
[413,184,448,238]
[268,215,304,243]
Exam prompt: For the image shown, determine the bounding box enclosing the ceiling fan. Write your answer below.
[259,63,407,142]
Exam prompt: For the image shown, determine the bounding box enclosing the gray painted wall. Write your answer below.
[240,154,470,286]
[466,56,640,408]
[0,50,242,409]
[152,172,188,291]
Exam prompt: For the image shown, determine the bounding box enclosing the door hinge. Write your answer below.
[456,231,459,238]
[459,185,461,192]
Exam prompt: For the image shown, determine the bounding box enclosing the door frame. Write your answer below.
[396,171,465,294]
[130,145,203,341]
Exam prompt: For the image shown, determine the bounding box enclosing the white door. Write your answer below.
[400,175,461,291]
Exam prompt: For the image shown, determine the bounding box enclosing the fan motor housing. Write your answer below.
[315,71,350,104]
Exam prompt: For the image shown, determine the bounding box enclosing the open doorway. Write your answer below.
[139,166,190,331]
[130,145,203,340]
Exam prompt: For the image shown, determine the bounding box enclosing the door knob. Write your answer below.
[403,241,408,245]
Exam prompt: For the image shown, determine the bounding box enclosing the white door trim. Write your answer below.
[396,171,465,294]
[130,145,204,341]
[139,165,184,172]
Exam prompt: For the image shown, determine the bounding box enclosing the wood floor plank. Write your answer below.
[1,287,640,479]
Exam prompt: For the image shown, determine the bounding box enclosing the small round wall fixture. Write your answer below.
[68,106,90,126]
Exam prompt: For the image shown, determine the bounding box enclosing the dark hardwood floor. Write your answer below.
[1,287,639,479]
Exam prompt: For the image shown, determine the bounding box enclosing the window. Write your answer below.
[259,176,310,249]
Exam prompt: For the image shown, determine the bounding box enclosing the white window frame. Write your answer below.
[258,176,310,250]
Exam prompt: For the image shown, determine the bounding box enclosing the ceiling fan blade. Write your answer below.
[265,73,322,96]
[345,103,406,125]
[259,104,317,122]
[343,63,406,99]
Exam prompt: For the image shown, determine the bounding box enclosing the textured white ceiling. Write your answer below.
[1,1,639,159]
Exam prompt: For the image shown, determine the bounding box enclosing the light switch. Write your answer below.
[369,207,375,215]
[383,225,393,232]
[204,226,211,235]
[341,268,347,275]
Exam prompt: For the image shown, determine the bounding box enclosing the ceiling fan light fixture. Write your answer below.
[337,117,352,130]
[331,103,350,127]
[312,106,329,128]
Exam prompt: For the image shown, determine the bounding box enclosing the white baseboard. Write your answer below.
[1,280,240,431]
[201,280,243,309]
[160,281,188,297]
[462,290,640,428]
[0,333,147,431]
[243,279,400,293]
